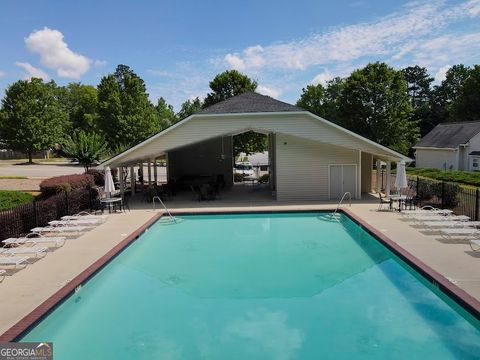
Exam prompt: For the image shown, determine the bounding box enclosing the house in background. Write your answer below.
[413,121,480,171]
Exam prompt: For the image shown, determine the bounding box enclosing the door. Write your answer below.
[329,164,357,199]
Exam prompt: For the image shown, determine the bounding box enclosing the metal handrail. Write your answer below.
[152,196,176,223]
[332,192,352,217]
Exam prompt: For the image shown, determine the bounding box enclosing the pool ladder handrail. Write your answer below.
[332,192,352,217]
[152,196,176,223]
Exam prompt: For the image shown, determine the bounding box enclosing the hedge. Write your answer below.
[39,174,95,197]
[407,168,480,187]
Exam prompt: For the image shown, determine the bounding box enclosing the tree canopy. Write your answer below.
[97,64,160,150]
[155,97,178,130]
[58,83,99,134]
[177,97,203,120]
[203,70,258,108]
[0,78,67,162]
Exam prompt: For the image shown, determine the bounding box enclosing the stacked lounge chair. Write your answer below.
[400,206,480,251]
[0,211,108,281]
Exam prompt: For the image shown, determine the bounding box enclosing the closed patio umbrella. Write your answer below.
[395,160,408,193]
[104,166,115,198]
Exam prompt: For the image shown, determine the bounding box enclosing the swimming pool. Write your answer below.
[20,212,480,359]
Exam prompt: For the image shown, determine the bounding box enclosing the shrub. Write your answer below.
[87,169,105,186]
[259,174,270,183]
[0,191,34,210]
[39,174,94,198]
[234,173,244,182]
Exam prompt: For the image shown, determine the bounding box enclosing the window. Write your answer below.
[470,157,480,171]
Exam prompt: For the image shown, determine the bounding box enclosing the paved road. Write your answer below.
[0,162,83,178]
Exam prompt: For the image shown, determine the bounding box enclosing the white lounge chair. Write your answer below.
[2,235,66,248]
[0,269,5,282]
[31,226,87,235]
[49,218,103,227]
[412,215,470,225]
[1,246,48,259]
[440,228,480,240]
[61,213,107,222]
[401,209,453,218]
[470,239,480,251]
[0,256,29,268]
[421,221,480,230]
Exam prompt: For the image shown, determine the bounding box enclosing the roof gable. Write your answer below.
[415,121,480,148]
[198,92,302,114]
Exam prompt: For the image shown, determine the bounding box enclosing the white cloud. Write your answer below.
[257,85,281,98]
[147,69,170,76]
[220,1,480,73]
[94,59,107,67]
[434,64,451,82]
[311,70,333,85]
[15,62,49,81]
[25,27,91,79]
[0,70,5,77]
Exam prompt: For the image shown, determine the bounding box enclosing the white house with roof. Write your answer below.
[100,92,410,200]
[413,121,480,171]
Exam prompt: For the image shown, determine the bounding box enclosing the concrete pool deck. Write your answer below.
[1,200,479,338]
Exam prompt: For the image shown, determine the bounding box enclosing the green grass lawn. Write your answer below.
[0,190,34,210]
[0,176,28,179]
[406,168,480,187]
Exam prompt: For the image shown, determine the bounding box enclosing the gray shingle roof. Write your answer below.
[198,92,302,114]
[415,121,480,148]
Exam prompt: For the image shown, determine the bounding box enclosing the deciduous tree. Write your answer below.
[97,65,159,149]
[0,78,67,163]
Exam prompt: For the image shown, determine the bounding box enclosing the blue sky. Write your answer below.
[0,0,479,110]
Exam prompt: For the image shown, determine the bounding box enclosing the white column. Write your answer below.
[119,166,124,197]
[376,159,381,193]
[385,161,391,197]
[147,161,152,188]
[357,150,362,200]
[130,166,135,196]
[153,159,158,185]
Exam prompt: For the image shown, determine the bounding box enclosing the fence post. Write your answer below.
[65,192,69,215]
[441,181,445,209]
[476,189,479,221]
[33,198,38,227]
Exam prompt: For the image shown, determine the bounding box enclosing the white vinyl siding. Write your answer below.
[415,148,457,169]
[107,113,405,166]
[275,134,358,201]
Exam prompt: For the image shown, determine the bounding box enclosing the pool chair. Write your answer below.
[2,234,66,248]
[420,220,480,231]
[412,214,469,226]
[378,193,392,211]
[0,269,5,282]
[470,239,480,251]
[31,225,87,236]
[440,228,480,241]
[401,207,453,218]
[0,256,29,268]
[1,246,48,259]
[61,213,108,222]
[49,218,103,227]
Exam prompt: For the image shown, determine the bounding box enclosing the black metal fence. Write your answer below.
[0,187,99,242]
[373,170,480,220]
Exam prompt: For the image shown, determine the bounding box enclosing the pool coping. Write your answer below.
[1,207,479,341]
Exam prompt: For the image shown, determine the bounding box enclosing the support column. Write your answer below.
[139,163,144,191]
[376,159,381,193]
[357,150,362,200]
[130,166,135,196]
[386,161,391,197]
[153,158,158,185]
[119,166,124,198]
[147,161,152,188]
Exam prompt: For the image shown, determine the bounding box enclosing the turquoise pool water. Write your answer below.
[21,212,480,359]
